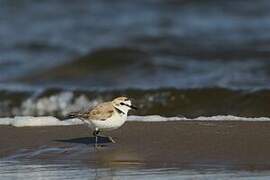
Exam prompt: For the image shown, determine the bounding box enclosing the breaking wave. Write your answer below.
[1,88,270,118]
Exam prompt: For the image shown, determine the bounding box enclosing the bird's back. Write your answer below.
[68,102,114,122]
[88,102,114,120]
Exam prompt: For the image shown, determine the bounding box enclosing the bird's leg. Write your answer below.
[96,131,115,143]
[93,129,115,144]
[108,136,116,143]
[92,128,100,148]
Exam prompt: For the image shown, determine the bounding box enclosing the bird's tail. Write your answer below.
[60,112,79,121]
[65,111,92,126]
[68,111,88,118]
[67,111,80,118]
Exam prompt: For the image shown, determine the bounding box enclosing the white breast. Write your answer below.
[89,113,127,131]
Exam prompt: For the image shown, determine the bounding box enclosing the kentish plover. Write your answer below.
[68,97,137,145]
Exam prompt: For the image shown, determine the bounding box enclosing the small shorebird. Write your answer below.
[68,96,137,145]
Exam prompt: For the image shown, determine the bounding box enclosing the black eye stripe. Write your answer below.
[119,102,137,110]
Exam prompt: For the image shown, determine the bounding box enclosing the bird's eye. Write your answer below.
[124,98,129,101]
[120,102,125,105]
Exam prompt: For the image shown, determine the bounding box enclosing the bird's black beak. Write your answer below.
[121,102,138,110]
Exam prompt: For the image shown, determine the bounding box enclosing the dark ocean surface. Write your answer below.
[0,0,270,117]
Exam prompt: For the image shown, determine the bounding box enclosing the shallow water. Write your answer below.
[1,160,270,180]
[2,115,270,127]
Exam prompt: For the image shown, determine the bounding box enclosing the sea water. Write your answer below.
[1,160,270,180]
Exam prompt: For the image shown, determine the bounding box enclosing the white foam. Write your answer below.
[0,116,83,127]
[0,115,270,127]
[128,115,270,122]
[16,92,102,117]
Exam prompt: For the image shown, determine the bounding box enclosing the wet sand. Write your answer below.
[1,121,270,170]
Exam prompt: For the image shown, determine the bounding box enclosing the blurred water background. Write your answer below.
[0,0,270,117]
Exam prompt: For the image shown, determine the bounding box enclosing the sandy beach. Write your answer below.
[1,121,270,171]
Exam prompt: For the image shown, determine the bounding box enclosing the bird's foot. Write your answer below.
[108,136,116,143]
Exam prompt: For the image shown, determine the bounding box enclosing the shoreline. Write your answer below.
[1,121,270,170]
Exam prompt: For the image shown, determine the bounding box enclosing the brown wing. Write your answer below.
[88,102,114,121]
[68,102,114,121]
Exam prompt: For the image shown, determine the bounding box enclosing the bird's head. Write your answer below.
[112,96,137,114]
